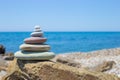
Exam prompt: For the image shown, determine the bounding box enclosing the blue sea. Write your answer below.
[0,32,120,54]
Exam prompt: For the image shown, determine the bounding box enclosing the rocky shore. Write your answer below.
[1,48,120,80]
[54,48,120,77]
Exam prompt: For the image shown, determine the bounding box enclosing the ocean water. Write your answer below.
[0,32,120,54]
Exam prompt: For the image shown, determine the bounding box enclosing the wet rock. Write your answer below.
[0,45,5,54]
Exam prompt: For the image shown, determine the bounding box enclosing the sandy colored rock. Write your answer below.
[0,71,7,80]
[0,56,8,68]
[53,48,120,77]
[56,57,81,68]
[93,61,116,72]
[0,55,10,80]
[2,59,120,80]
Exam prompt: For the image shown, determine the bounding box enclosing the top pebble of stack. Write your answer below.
[34,25,42,32]
[31,25,43,37]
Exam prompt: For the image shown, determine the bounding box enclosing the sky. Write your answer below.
[0,0,120,32]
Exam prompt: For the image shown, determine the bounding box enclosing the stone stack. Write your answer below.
[14,25,55,60]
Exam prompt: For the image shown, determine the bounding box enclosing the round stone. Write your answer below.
[14,51,55,60]
[31,32,43,37]
[34,29,42,32]
[20,44,50,51]
[24,37,47,44]
[34,25,41,29]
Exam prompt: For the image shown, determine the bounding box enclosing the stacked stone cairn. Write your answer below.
[14,25,55,60]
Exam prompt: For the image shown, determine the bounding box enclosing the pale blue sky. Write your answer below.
[0,0,120,31]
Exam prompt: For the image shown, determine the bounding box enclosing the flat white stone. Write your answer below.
[14,51,55,60]
[31,32,43,37]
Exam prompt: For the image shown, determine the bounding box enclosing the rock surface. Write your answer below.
[53,48,120,76]
[0,71,7,80]
[0,56,8,68]
[2,58,120,80]
[56,56,81,68]
[0,55,9,80]
[2,53,14,60]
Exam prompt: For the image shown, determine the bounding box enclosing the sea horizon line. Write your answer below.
[0,31,120,32]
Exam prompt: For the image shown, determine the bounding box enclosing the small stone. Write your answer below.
[24,37,47,44]
[34,25,41,29]
[31,32,43,37]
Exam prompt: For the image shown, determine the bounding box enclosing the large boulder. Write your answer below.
[2,59,120,80]
[0,45,5,54]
